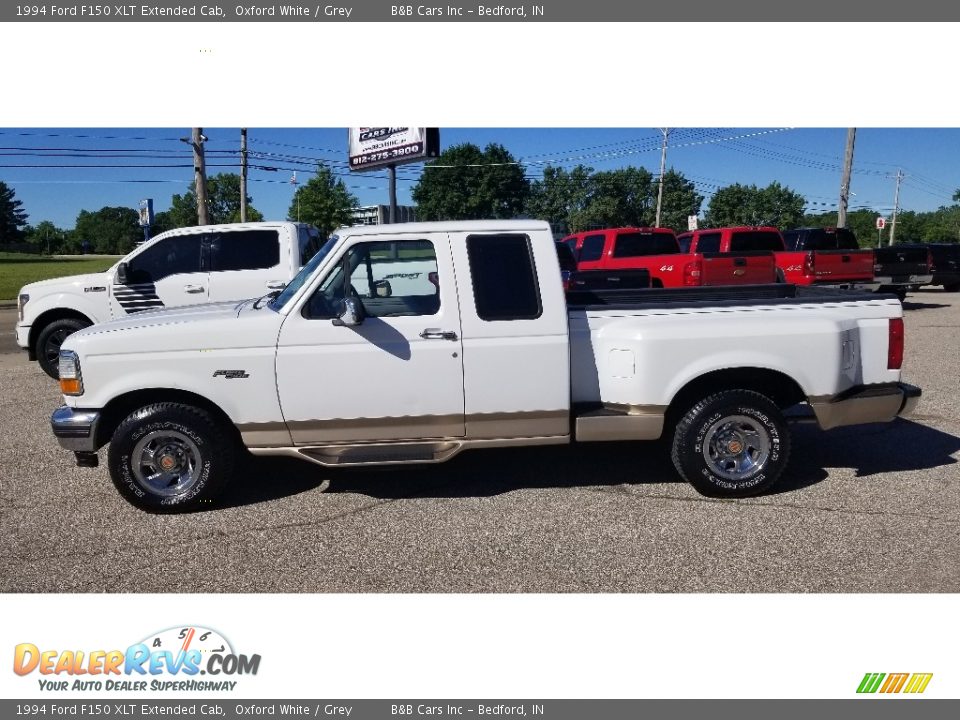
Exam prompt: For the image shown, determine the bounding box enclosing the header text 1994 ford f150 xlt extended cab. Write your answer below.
[50,220,921,512]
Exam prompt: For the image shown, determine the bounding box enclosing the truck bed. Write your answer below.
[567,283,888,311]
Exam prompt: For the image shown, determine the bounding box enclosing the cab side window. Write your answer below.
[306,239,440,319]
[209,230,280,271]
[578,234,606,262]
[126,235,203,284]
[695,233,721,253]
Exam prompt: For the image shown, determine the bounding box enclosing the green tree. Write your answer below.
[23,220,68,254]
[525,164,593,234]
[288,164,358,238]
[658,169,705,232]
[570,166,655,230]
[0,180,28,243]
[74,207,141,254]
[412,143,529,220]
[705,182,806,229]
[169,173,264,227]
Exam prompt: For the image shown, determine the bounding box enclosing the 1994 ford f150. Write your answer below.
[50,220,921,512]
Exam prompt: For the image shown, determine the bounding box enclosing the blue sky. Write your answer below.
[2,127,958,229]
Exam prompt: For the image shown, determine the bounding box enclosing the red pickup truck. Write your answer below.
[562,227,776,288]
[678,226,875,288]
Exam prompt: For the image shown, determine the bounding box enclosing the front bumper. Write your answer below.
[51,405,102,452]
[810,382,921,431]
[15,323,30,351]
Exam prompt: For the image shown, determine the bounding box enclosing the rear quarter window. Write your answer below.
[467,234,542,321]
[612,232,678,257]
[728,231,784,252]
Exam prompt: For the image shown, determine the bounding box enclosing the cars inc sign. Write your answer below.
[348,127,440,171]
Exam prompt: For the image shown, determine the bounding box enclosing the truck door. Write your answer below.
[205,227,288,302]
[109,233,209,317]
[275,233,465,444]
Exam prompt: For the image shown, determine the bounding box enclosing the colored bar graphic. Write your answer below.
[857,673,885,693]
[904,673,934,694]
[857,672,933,694]
[880,673,909,693]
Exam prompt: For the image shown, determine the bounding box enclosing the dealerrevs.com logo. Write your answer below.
[13,626,261,692]
[857,673,933,694]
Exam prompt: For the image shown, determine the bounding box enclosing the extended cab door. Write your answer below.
[275,232,465,443]
[206,227,289,302]
[109,233,208,317]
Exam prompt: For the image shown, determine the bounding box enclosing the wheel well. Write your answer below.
[651,277,664,288]
[94,389,240,449]
[665,368,806,427]
[29,309,93,351]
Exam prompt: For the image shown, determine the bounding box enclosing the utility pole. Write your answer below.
[889,168,903,246]
[290,172,299,221]
[388,164,397,223]
[655,128,670,228]
[240,128,248,223]
[837,128,856,228]
[191,128,209,225]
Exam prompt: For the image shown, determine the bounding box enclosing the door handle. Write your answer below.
[733,257,747,267]
[420,329,458,341]
[183,284,205,294]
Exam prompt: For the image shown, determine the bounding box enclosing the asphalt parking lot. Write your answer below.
[1,295,958,593]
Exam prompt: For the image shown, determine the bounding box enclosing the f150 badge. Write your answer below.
[213,370,249,379]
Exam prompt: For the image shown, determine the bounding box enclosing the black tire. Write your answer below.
[944,283,960,293]
[36,318,92,379]
[108,403,235,513]
[671,389,791,498]
[895,287,908,302]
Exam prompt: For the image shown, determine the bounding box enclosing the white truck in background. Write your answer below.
[50,220,920,512]
[16,221,323,377]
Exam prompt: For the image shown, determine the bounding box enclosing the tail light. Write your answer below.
[888,317,904,370]
[803,251,815,278]
[683,259,702,286]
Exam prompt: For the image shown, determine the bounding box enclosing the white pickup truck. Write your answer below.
[50,220,920,512]
[16,221,323,377]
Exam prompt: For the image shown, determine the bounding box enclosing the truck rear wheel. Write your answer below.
[36,318,92,379]
[107,403,235,513]
[671,390,790,498]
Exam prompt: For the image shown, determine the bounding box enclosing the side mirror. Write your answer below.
[332,296,365,327]
[116,262,129,285]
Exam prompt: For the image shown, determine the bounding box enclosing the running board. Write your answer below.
[289,441,461,467]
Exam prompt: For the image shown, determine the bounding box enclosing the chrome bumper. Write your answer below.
[810,383,921,431]
[51,405,102,452]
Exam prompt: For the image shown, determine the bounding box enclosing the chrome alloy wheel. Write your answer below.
[131,430,203,497]
[702,414,771,482]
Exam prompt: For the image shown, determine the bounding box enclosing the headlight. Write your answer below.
[58,350,84,396]
[18,293,29,322]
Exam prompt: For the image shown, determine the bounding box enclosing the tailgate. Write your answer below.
[812,249,875,282]
[700,251,777,286]
[874,247,931,279]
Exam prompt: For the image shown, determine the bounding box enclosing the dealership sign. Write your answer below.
[348,128,440,171]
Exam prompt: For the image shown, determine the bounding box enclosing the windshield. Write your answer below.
[269,235,338,311]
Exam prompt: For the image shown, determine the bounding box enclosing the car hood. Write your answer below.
[63,299,284,356]
[21,271,113,295]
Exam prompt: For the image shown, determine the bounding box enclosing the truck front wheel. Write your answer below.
[107,403,235,512]
[671,390,791,498]
[36,318,92,379]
